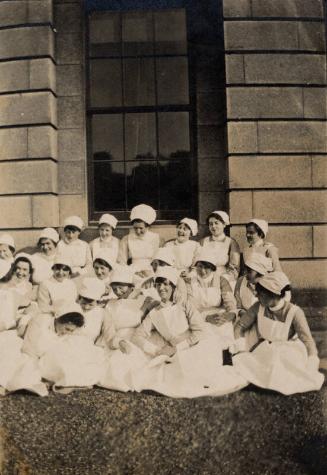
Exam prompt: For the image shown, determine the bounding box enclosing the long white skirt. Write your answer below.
[232,339,324,395]
[39,335,106,389]
[132,337,247,398]
[0,330,48,396]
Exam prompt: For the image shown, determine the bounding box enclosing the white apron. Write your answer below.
[166,240,199,271]
[90,236,119,261]
[202,236,231,277]
[78,307,104,342]
[238,278,257,311]
[131,305,247,398]
[128,232,159,273]
[233,304,324,395]
[42,278,78,314]
[32,252,56,284]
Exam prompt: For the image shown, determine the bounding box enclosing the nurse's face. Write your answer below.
[64,226,80,243]
[111,283,133,299]
[15,261,31,281]
[257,287,279,307]
[176,223,191,243]
[53,264,71,282]
[55,321,77,336]
[155,279,174,303]
[208,217,225,237]
[246,224,261,245]
[0,244,13,260]
[133,220,147,237]
[245,266,260,284]
[78,296,98,311]
[99,224,113,241]
[93,262,111,280]
[39,238,56,256]
[196,261,213,279]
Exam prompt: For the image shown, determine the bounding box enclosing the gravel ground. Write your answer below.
[1,318,326,475]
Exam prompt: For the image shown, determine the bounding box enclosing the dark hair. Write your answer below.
[93,258,112,270]
[244,265,263,277]
[64,225,81,233]
[52,263,72,274]
[177,221,192,233]
[246,222,265,239]
[255,283,278,298]
[110,281,134,288]
[38,237,57,248]
[206,212,226,226]
[13,256,33,282]
[131,219,149,227]
[56,312,84,327]
[155,276,176,289]
[281,284,291,298]
[196,260,216,272]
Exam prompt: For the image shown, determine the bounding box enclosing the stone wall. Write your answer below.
[223,0,327,289]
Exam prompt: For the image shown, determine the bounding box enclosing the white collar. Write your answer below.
[210,233,226,242]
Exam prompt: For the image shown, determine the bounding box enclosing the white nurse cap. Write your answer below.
[194,248,217,268]
[152,247,175,267]
[38,227,59,244]
[209,211,230,226]
[63,216,84,231]
[130,204,156,225]
[244,252,273,275]
[155,266,179,287]
[110,265,134,285]
[98,213,118,229]
[93,249,116,270]
[179,218,198,236]
[257,271,290,295]
[52,254,72,271]
[79,277,105,301]
[248,219,269,238]
[0,233,15,251]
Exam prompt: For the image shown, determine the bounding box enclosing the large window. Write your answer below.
[87,7,196,221]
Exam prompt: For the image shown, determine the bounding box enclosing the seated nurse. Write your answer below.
[118,204,160,278]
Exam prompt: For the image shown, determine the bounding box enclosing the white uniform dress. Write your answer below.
[77,306,105,342]
[132,301,247,398]
[57,239,93,275]
[89,236,119,261]
[37,276,78,314]
[97,297,149,391]
[164,239,200,272]
[233,303,324,395]
[118,231,160,273]
[201,235,240,283]
[32,252,57,284]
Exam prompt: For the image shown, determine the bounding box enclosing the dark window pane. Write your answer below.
[159,160,192,210]
[126,161,158,209]
[154,10,187,54]
[122,11,154,56]
[94,162,125,211]
[125,113,156,161]
[89,12,121,57]
[92,115,123,161]
[158,112,190,159]
[156,57,189,105]
[123,58,155,106]
[90,59,122,108]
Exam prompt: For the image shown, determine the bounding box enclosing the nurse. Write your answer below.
[0,233,15,263]
[164,218,200,273]
[89,213,119,262]
[32,228,60,285]
[244,219,282,271]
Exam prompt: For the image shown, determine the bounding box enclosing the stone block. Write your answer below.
[229,191,253,223]
[58,161,85,194]
[227,122,258,154]
[56,65,82,96]
[298,22,326,51]
[198,159,226,192]
[223,0,251,17]
[0,196,32,228]
[227,87,303,119]
[313,226,327,257]
[228,155,311,188]
[244,54,326,84]
[0,26,54,60]
[251,0,324,18]
[28,126,57,160]
[30,58,56,92]
[0,92,57,127]
[258,121,327,153]
[197,92,226,125]
[32,195,59,227]
[225,21,298,50]
[225,55,245,84]
[0,1,28,26]
[58,129,85,161]
[0,160,57,194]
[303,88,327,119]
[199,192,226,225]
[253,190,327,223]
[59,194,87,224]
[54,2,82,32]
[0,61,29,93]
[56,33,81,65]
[28,0,53,23]
[0,229,40,251]
[197,125,226,158]
[312,156,327,188]
[230,225,313,258]
[282,260,327,290]
[57,96,84,129]
[0,128,28,160]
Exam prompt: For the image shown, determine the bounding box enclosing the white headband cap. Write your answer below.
[194,248,217,268]
[257,271,290,295]
[52,254,72,271]
[0,233,15,251]
[152,247,175,267]
[248,219,269,238]
[79,277,105,301]
[99,213,118,229]
[38,227,59,244]
[155,266,179,287]
[110,265,134,285]
[93,249,116,269]
[63,215,84,231]
[179,218,198,236]
[130,204,156,225]
[244,252,273,275]
[0,260,11,279]
[210,211,230,225]
[55,302,83,320]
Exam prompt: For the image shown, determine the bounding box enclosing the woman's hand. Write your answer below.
[141,296,160,316]
[119,340,132,354]
[157,344,176,357]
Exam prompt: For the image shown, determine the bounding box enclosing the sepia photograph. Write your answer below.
[0,0,326,473]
